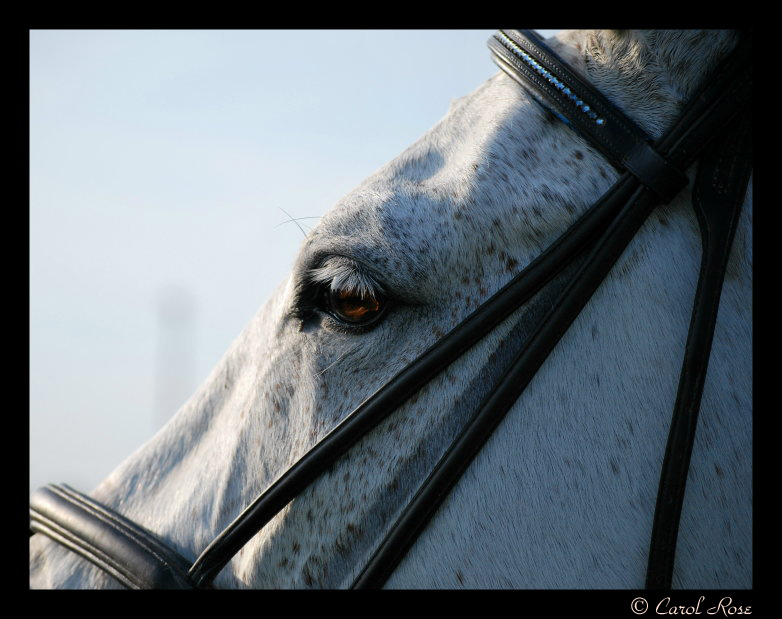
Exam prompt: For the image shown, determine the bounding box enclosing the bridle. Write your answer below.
[30,30,752,590]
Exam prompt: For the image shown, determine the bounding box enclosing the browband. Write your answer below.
[488,29,690,203]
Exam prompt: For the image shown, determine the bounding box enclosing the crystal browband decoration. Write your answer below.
[496,30,606,126]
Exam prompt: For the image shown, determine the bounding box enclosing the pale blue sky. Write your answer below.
[30,29,561,494]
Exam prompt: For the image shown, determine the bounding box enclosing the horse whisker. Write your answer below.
[277,208,317,237]
[274,216,321,230]
[318,347,355,377]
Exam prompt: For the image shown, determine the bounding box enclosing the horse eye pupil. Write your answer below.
[328,289,383,324]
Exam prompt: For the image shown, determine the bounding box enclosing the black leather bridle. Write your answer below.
[30,30,752,590]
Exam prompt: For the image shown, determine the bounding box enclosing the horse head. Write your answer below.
[30,29,752,589]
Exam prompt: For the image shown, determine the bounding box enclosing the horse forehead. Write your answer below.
[315,76,587,253]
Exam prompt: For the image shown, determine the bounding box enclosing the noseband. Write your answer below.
[30,30,752,589]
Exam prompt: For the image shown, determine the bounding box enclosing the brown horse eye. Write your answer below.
[326,288,385,324]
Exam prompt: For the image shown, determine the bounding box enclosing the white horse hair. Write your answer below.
[30,29,751,589]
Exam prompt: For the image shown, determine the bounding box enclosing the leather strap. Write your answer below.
[30,484,196,589]
[646,107,752,589]
[352,31,751,589]
[488,29,689,203]
[352,180,677,590]
[185,174,640,589]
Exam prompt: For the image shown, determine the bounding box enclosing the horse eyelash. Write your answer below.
[306,257,385,300]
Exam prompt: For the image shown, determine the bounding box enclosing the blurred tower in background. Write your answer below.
[154,285,197,430]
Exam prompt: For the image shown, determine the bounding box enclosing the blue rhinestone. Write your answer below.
[583,105,590,112]
[596,118,605,125]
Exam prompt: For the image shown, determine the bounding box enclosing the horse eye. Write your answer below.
[324,288,386,325]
